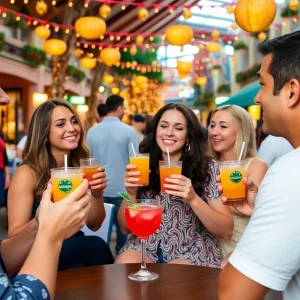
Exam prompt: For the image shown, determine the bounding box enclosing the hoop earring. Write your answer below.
[185,142,191,152]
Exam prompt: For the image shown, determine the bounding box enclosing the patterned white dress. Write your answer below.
[118,160,221,268]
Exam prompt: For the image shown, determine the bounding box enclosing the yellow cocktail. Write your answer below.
[51,167,83,202]
[159,161,182,192]
[130,154,149,186]
[220,161,246,201]
[80,158,103,194]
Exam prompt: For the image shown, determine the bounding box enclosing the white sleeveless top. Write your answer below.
[218,157,254,259]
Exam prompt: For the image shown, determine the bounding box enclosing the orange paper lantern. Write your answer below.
[176,61,193,73]
[99,4,111,18]
[80,57,97,69]
[75,17,106,40]
[137,8,149,21]
[44,39,67,56]
[100,48,121,66]
[35,25,51,39]
[166,25,193,46]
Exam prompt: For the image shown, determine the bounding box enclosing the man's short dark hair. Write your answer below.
[97,104,107,117]
[132,114,146,123]
[258,30,300,95]
[105,95,124,113]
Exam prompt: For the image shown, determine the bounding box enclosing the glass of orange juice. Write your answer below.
[220,161,246,201]
[80,158,103,194]
[159,161,182,192]
[50,167,83,202]
[129,154,150,186]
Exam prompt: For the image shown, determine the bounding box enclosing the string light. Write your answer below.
[69,2,73,7]
[91,44,96,49]
[121,5,126,10]
[52,0,56,5]
[155,8,159,13]
[65,28,70,34]
[54,27,59,32]
[33,20,38,26]
[16,16,20,21]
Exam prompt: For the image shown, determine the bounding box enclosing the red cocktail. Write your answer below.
[125,199,162,282]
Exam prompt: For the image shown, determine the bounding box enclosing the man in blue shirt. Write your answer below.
[87,95,138,254]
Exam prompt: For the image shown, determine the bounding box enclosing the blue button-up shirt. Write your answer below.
[86,117,138,197]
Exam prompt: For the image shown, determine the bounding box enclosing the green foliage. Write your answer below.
[67,65,85,83]
[0,32,5,52]
[194,87,214,106]
[4,12,28,30]
[217,84,231,94]
[23,45,46,67]
[236,64,261,83]
[212,64,221,70]
[281,6,299,17]
[233,40,248,50]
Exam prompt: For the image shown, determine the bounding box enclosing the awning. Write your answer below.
[217,82,260,108]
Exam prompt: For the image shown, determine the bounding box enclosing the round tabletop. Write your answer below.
[55,263,220,300]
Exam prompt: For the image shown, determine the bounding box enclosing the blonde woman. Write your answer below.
[208,105,268,264]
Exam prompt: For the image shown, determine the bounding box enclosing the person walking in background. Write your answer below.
[132,114,146,144]
[87,95,138,254]
[97,103,107,123]
[258,135,293,167]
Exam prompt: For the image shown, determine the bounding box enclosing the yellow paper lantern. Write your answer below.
[135,75,148,85]
[75,17,106,40]
[137,8,149,21]
[103,74,114,84]
[248,105,261,120]
[183,8,192,19]
[136,35,144,45]
[289,0,299,10]
[99,4,111,18]
[206,42,221,53]
[176,61,193,73]
[36,0,47,15]
[100,48,121,66]
[211,29,220,40]
[196,76,207,86]
[178,72,189,79]
[258,32,267,42]
[231,23,238,30]
[44,39,67,56]
[227,6,235,14]
[166,25,193,46]
[111,87,120,95]
[35,25,51,39]
[80,57,97,69]
[73,48,83,57]
[130,46,137,55]
[234,0,276,32]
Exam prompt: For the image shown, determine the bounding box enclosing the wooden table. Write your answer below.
[55,264,220,300]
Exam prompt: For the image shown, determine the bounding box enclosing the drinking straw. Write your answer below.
[64,154,68,172]
[238,141,246,162]
[167,147,171,166]
[131,142,137,157]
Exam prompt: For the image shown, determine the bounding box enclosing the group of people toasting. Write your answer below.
[1,29,300,299]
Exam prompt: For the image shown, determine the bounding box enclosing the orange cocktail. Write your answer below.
[130,154,149,186]
[159,161,182,192]
[220,161,246,201]
[80,158,103,194]
[51,168,83,202]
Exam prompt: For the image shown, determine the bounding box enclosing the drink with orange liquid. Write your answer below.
[220,161,246,201]
[159,161,182,192]
[80,158,103,194]
[51,168,83,202]
[130,154,149,186]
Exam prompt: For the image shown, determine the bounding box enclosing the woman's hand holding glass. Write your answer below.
[85,167,108,192]
[164,175,199,205]
[124,164,140,201]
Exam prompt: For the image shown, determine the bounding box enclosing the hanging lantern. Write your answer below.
[196,76,207,86]
[130,46,137,55]
[206,42,221,53]
[44,39,67,56]
[103,74,114,84]
[141,67,147,73]
[135,75,148,85]
[248,105,261,120]
[36,0,48,15]
[176,61,193,73]
[231,23,238,30]
[289,0,299,10]
[227,6,235,14]
[211,29,220,40]
[73,48,83,57]
[137,8,149,21]
[80,57,97,69]
[100,48,121,66]
[183,8,192,19]
[99,4,111,18]
[258,32,267,42]
[111,87,120,95]
[136,35,144,45]
[75,17,106,40]
[234,0,276,32]
[178,73,189,79]
[166,25,193,47]
[35,25,51,39]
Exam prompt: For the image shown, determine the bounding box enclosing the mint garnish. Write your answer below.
[117,192,139,210]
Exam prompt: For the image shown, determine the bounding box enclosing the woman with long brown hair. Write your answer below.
[8,100,114,271]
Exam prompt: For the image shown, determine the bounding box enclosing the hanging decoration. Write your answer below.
[234,0,276,32]
[129,46,137,55]
[136,35,144,45]
[206,42,221,53]
[183,7,192,19]
[211,29,220,40]
[80,57,97,69]
[258,32,267,41]
[137,8,149,21]
[100,48,121,66]
[44,39,67,56]
[35,25,51,39]
[35,0,48,16]
[74,17,106,40]
[230,23,238,30]
[176,61,193,73]
[196,76,207,86]
[289,0,299,11]
[165,25,193,47]
[227,6,235,14]
[73,48,83,57]
[111,87,120,94]
[99,4,111,18]
[103,73,114,84]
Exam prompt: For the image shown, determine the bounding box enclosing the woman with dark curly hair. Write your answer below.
[116,103,233,267]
